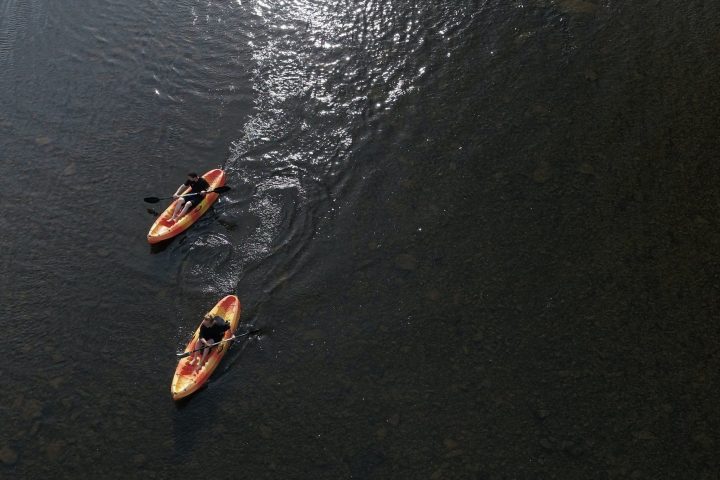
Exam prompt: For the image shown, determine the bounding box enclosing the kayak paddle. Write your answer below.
[176,329,261,359]
[144,185,231,204]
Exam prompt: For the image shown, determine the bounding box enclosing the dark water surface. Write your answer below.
[2,0,720,478]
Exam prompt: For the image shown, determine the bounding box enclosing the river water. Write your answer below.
[2,0,719,478]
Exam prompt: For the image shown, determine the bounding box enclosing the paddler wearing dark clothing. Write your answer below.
[200,316,231,343]
[188,313,234,373]
[169,172,210,223]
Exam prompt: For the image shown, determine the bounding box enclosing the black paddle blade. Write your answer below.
[143,196,161,204]
[212,186,231,194]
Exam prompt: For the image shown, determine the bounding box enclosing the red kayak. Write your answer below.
[147,169,226,244]
[171,295,241,400]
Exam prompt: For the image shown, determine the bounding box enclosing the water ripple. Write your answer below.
[223,0,479,293]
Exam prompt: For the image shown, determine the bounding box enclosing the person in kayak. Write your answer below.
[189,313,235,373]
[169,172,210,223]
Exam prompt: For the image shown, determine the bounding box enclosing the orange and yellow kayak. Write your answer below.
[147,168,226,244]
[171,295,241,400]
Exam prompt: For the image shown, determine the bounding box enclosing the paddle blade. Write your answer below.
[176,351,192,359]
[211,186,231,194]
[143,196,161,204]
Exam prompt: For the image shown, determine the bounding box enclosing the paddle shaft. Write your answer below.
[176,329,260,358]
[144,186,231,204]
[157,192,205,202]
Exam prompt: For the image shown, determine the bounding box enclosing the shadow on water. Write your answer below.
[170,386,218,463]
[172,388,207,411]
[170,332,263,462]
[149,239,174,254]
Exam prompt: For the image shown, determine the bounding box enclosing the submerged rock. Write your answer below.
[577,162,595,175]
[63,163,76,176]
[302,329,324,341]
[0,446,18,465]
[633,431,656,440]
[556,0,599,14]
[426,289,441,301]
[49,377,63,389]
[532,161,551,183]
[693,433,713,449]
[537,409,551,419]
[22,400,43,420]
[46,440,65,461]
[584,68,599,81]
[444,438,459,450]
[394,254,417,271]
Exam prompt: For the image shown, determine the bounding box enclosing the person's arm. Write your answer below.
[173,183,187,199]
[199,179,210,197]
[198,324,211,343]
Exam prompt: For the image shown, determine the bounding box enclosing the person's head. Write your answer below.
[202,314,213,326]
[187,172,199,183]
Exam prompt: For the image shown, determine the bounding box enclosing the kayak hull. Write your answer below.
[171,295,241,400]
[147,169,226,244]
